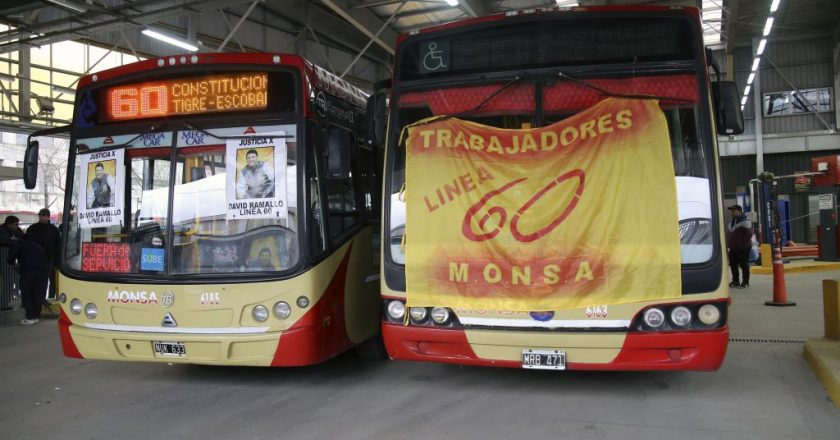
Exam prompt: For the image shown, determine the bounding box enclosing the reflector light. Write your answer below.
[85,303,98,319]
[252,305,269,322]
[387,301,405,320]
[670,306,692,327]
[70,298,82,315]
[698,304,721,325]
[643,308,665,328]
[409,307,428,323]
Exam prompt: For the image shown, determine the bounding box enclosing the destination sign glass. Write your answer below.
[398,16,697,81]
[101,72,269,122]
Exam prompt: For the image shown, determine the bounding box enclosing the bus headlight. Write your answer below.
[70,298,83,315]
[84,303,98,319]
[430,307,450,324]
[296,296,310,308]
[643,308,665,328]
[670,306,692,327]
[386,301,405,320]
[273,301,291,320]
[698,304,721,325]
[59,293,66,304]
[409,307,428,323]
[252,305,269,322]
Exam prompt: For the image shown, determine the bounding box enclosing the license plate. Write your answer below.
[153,341,186,356]
[522,349,566,370]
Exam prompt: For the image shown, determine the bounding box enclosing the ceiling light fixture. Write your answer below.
[763,17,774,36]
[756,39,767,55]
[445,0,458,6]
[142,29,198,52]
[770,0,781,12]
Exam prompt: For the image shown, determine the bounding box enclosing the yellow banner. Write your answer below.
[404,98,682,311]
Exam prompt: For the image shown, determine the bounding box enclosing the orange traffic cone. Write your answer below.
[766,229,796,307]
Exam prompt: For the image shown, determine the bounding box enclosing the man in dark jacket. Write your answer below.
[727,205,753,288]
[0,215,23,245]
[8,234,50,325]
[25,209,60,299]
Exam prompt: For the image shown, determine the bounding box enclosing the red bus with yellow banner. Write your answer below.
[24,53,385,366]
[370,6,744,370]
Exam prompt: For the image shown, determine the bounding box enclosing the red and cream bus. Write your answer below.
[25,53,384,366]
[371,6,744,370]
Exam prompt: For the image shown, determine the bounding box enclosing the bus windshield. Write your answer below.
[63,124,300,276]
[387,73,713,268]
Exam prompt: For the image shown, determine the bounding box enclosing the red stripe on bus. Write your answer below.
[58,308,84,359]
[270,245,353,366]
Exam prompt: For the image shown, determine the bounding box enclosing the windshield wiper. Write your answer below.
[451,74,527,119]
[557,71,693,104]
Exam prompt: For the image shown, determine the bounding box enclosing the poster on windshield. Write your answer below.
[225,133,288,221]
[78,148,125,228]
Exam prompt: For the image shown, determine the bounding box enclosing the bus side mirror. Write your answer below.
[365,92,387,147]
[713,81,745,135]
[23,139,39,190]
[326,128,351,180]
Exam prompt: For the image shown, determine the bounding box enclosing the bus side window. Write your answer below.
[324,128,361,242]
[355,145,380,222]
[308,122,327,258]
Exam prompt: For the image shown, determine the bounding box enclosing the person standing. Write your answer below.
[727,205,753,288]
[0,215,24,310]
[0,215,24,245]
[25,209,60,300]
[7,234,49,325]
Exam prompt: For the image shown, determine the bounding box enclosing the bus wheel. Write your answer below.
[355,334,388,360]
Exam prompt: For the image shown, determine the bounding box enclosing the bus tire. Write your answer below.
[355,334,388,360]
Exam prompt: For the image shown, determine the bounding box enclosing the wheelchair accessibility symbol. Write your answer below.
[420,40,449,73]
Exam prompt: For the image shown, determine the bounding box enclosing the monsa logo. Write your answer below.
[107,290,159,304]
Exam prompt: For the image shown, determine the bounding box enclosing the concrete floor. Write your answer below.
[1,271,839,440]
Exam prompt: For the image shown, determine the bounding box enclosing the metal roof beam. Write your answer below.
[318,0,398,55]
[724,0,739,54]
[259,1,392,65]
[458,0,488,18]
[0,0,256,54]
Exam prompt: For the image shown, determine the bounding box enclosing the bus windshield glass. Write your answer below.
[388,73,713,268]
[63,124,300,276]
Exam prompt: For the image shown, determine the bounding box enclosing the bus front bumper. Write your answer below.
[382,323,729,371]
[58,310,324,367]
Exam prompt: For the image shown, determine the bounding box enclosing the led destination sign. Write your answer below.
[103,72,268,121]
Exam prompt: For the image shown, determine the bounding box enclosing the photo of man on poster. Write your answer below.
[236,147,275,199]
[86,160,116,208]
